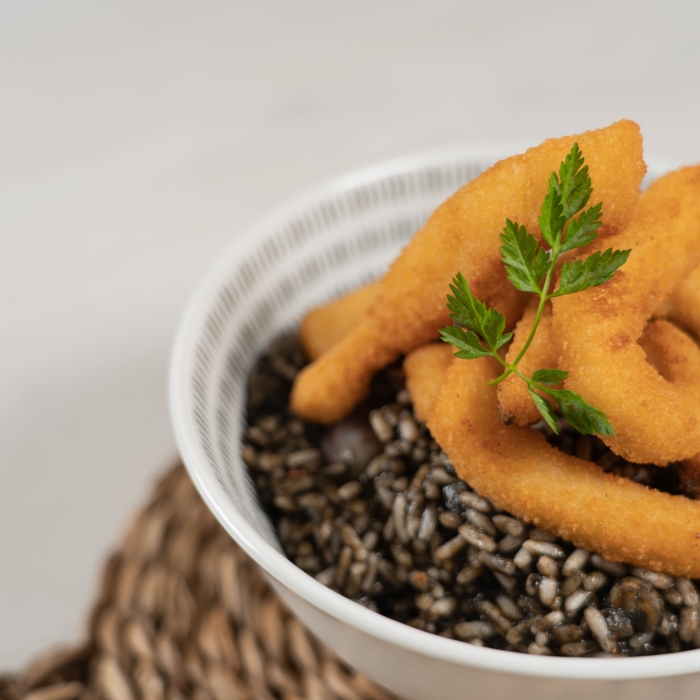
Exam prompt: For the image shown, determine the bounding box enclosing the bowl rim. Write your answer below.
[169,143,698,681]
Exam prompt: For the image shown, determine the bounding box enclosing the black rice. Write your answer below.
[244,335,700,656]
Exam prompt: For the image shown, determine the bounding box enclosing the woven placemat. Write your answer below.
[0,464,394,700]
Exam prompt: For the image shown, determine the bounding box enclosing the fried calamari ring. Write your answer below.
[411,352,700,577]
[497,288,700,429]
[406,320,700,421]
[654,263,700,341]
[637,318,700,487]
[291,120,646,423]
[496,299,557,426]
[406,319,700,461]
[552,166,700,465]
[679,455,700,500]
[500,257,700,430]
[300,281,379,360]
[638,318,700,385]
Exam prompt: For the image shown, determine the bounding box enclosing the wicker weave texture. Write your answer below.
[0,466,394,700]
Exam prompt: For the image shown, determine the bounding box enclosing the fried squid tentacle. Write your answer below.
[291,121,646,424]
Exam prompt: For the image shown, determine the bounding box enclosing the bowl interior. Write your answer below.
[169,147,694,681]
[174,150,502,548]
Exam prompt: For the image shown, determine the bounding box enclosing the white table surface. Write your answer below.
[2,0,700,670]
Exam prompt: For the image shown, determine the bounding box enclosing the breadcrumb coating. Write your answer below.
[413,352,700,577]
[552,166,700,465]
[300,281,379,360]
[291,120,645,423]
[656,263,700,340]
[403,343,453,422]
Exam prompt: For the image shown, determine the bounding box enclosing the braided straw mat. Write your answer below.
[0,464,395,700]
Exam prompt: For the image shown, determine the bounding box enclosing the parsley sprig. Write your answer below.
[439,144,630,436]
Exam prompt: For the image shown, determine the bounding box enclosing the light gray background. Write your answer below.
[1,0,699,669]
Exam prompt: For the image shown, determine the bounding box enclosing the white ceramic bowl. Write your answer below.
[169,147,700,700]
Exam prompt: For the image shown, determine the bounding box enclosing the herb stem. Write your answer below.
[487,249,558,387]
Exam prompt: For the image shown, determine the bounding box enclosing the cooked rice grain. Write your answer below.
[245,336,700,656]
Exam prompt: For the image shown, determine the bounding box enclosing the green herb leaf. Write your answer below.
[445,273,512,352]
[553,248,631,297]
[560,202,603,253]
[558,143,593,220]
[557,143,583,205]
[443,143,627,438]
[439,326,492,359]
[531,368,568,386]
[538,174,565,248]
[540,387,616,437]
[529,387,560,433]
[500,220,551,294]
[481,306,507,349]
[445,272,487,334]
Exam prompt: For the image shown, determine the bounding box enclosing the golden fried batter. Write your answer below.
[403,343,454,422]
[500,255,700,429]
[655,263,700,340]
[420,354,700,577]
[496,299,557,426]
[291,121,646,424]
[498,314,700,427]
[403,320,700,574]
[639,318,700,383]
[300,281,379,360]
[679,454,700,499]
[552,166,700,465]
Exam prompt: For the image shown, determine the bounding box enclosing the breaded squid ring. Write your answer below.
[638,318,700,385]
[655,263,700,341]
[552,166,700,465]
[496,291,700,429]
[500,256,700,430]
[407,319,700,421]
[291,121,646,424]
[679,455,700,500]
[404,346,700,577]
